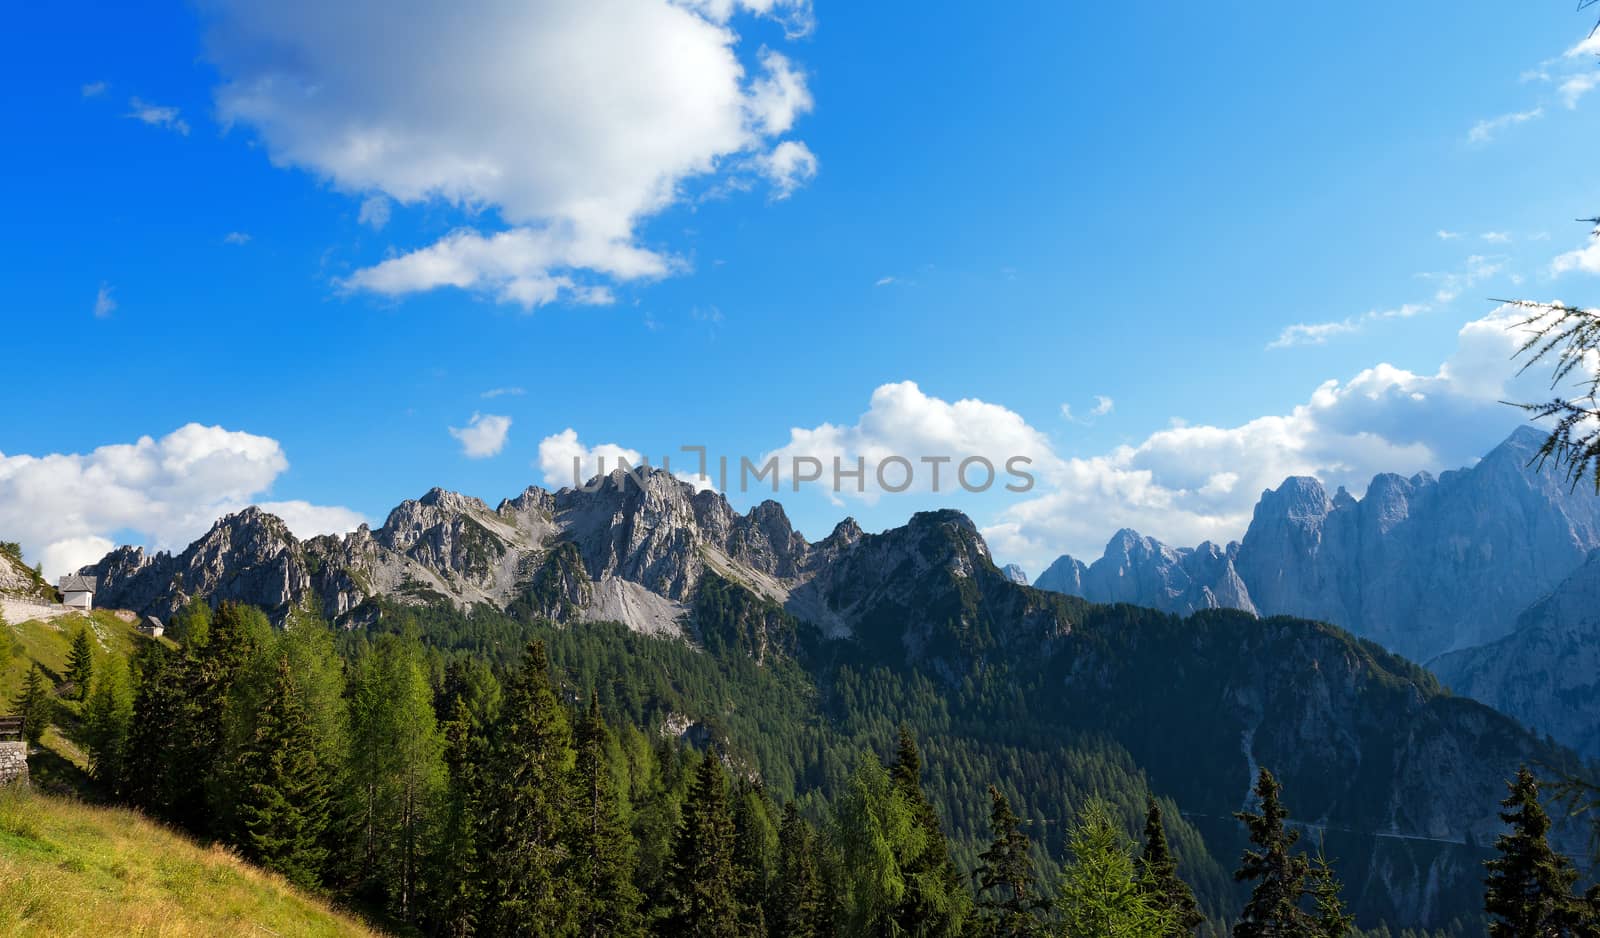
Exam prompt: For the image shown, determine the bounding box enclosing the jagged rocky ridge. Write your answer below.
[74,462,1591,929]
[1432,550,1600,758]
[1033,427,1600,663]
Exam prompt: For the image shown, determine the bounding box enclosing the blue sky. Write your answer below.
[4,0,1600,578]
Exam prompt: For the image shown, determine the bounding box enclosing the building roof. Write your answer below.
[58,574,97,592]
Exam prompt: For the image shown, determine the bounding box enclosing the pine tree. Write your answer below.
[11,663,51,745]
[731,781,777,935]
[771,801,824,938]
[1308,846,1354,938]
[65,625,94,700]
[478,640,577,937]
[81,657,133,794]
[123,642,188,818]
[1056,797,1174,938]
[659,749,744,938]
[889,726,973,937]
[974,785,1047,938]
[1485,767,1587,938]
[232,654,333,891]
[569,692,643,938]
[1138,797,1204,937]
[1233,769,1314,938]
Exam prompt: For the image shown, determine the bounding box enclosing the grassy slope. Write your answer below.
[0,609,152,791]
[0,787,379,937]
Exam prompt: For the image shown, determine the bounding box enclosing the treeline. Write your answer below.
[55,599,1600,937]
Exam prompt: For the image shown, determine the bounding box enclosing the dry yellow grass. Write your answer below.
[0,786,381,936]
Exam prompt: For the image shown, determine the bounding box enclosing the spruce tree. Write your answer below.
[11,663,50,745]
[731,781,777,935]
[889,726,973,937]
[1485,767,1587,938]
[1138,797,1204,937]
[427,693,483,938]
[1308,847,1354,938]
[1233,769,1313,938]
[82,658,133,794]
[478,640,577,937]
[771,801,824,938]
[65,625,94,700]
[123,642,188,818]
[660,750,744,938]
[1056,797,1173,938]
[974,785,1047,938]
[569,692,643,938]
[232,654,333,891]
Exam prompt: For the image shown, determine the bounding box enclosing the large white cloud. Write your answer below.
[202,0,816,309]
[449,413,513,459]
[0,424,366,579]
[985,304,1576,569]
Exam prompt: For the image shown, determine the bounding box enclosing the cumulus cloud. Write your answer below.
[1552,238,1600,276]
[0,424,365,579]
[757,140,819,199]
[449,412,512,458]
[763,382,1059,505]
[1560,72,1600,108]
[537,429,644,489]
[202,0,817,309]
[985,304,1573,570]
[126,97,190,135]
[1091,395,1115,417]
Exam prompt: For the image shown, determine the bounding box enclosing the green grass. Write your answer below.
[0,787,381,936]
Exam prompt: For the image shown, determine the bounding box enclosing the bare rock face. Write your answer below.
[0,545,53,601]
[1034,427,1600,662]
[1433,550,1600,758]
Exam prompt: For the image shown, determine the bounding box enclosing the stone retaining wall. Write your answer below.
[0,741,27,787]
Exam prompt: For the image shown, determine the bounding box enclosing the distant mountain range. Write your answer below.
[1034,426,1600,664]
[68,455,1594,929]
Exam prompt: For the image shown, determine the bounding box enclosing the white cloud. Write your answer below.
[93,284,116,319]
[1568,35,1600,58]
[448,412,512,458]
[758,140,819,199]
[0,424,365,579]
[202,0,817,309]
[1481,231,1512,243]
[1437,230,1462,240]
[480,386,525,399]
[81,81,107,98]
[223,231,252,245]
[126,97,190,135]
[1268,303,1431,349]
[1552,238,1600,276]
[1560,72,1600,108]
[764,382,1061,505]
[1468,107,1542,143]
[1091,395,1115,417]
[357,195,390,230]
[984,304,1576,570]
[537,429,645,489]
[874,276,897,287]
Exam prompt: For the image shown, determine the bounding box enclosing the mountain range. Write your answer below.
[67,451,1597,931]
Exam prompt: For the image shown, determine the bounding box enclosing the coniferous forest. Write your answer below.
[58,592,1600,938]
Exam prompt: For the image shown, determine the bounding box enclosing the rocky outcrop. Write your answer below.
[1033,428,1600,662]
[1000,563,1029,585]
[0,544,54,602]
[1433,550,1600,758]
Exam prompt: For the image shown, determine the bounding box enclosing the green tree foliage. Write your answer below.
[1484,767,1592,938]
[81,656,134,793]
[659,750,745,937]
[771,801,826,938]
[831,750,926,936]
[123,642,189,816]
[1138,798,1204,937]
[974,785,1047,937]
[168,595,211,647]
[1056,796,1173,938]
[65,625,94,700]
[478,640,577,936]
[888,727,973,937]
[1309,846,1355,938]
[11,663,51,745]
[1233,769,1313,938]
[347,630,445,921]
[569,692,644,938]
[427,692,484,938]
[231,654,334,891]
